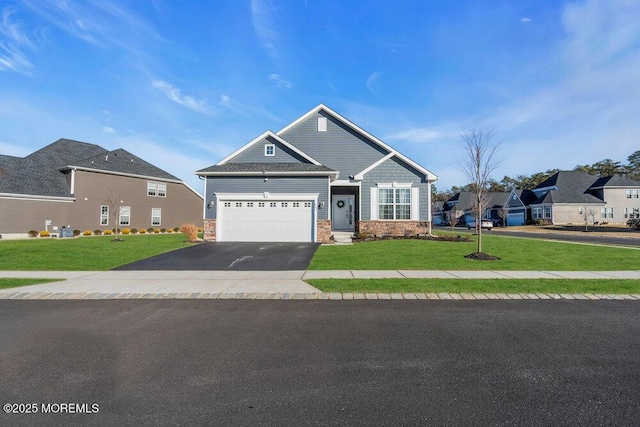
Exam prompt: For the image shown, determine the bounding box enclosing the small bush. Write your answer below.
[147,227,154,233]
[104,230,113,235]
[167,228,173,233]
[139,229,146,234]
[83,230,93,236]
[154,228,160,234]
[28,230,38,238]
[94,230,103,236]
[39,230,50,237]
[122,228,131,235]
[130,228,138,234]
[73,229,81,236]
[198,228,203,233]
[628,218,640,230]
[160,228,167,233]
[112,228,120,234]
[180,223,199,242]
[173,227,180,233]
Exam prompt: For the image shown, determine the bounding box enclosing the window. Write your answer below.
[543,206,551,219]
[532,206,544,219]
[119,206,131,226]
[148,181,166,197]
[100,205,109,225]
[258,202,265,207]
[627,189,639,198]
[379,187,411,220]
[224,202,231,207]
[265,144,275,156]
[293,202,300,208]
[247,202,254,207]
[317,116,327,132]
[601,207,614,219]
[282,202,288,207]
[152,208,161,227]
[235,202,242,207]
[270,202,277,207]
[147,181,157,196]
[304,202,311,207]
[579,207,583,215]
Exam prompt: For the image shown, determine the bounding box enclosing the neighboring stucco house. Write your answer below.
[525,170,640,225]
[196,104,438,242]
[442,190,527,227]
[0,139,203,238]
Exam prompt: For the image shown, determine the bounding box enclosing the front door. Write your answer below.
[332,196,355,231]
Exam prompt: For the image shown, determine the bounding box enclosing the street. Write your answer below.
[1,300,639,425]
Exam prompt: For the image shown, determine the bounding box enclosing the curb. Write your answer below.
[1,292,639,301]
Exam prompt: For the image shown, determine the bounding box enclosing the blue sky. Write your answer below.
[1,0,639,194]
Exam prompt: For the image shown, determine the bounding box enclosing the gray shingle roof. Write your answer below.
[590,175,640,188]
[197,162,337,174]
[443,192,512,212]
[531,171,603,204]
[0,139,179,197]
[69,148,179,181]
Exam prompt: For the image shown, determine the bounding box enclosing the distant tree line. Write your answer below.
[432,150,640,201]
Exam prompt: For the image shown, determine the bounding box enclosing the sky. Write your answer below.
[1,0,639,195]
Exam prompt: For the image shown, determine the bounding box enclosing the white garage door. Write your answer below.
[219,200,314,242]
[507,212,525,226]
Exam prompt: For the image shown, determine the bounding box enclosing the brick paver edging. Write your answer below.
[1,292,639,301]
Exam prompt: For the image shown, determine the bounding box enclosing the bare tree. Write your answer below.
[498,206,509,227]
[447,211,460,231]
[583,207,597,232]
[104,186,125,241]
[458,127,502,254]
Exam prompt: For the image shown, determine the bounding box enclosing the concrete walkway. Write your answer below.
[0,270,639,301]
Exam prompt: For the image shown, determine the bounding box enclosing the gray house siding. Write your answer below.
[230,135,310,164]
[205,176,329,220]
[361,157,430,221]
[279,111,389,178]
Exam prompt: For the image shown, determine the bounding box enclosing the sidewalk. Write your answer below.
[0,270,639,301]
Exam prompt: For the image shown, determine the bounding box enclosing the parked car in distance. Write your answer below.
[467,220,494,230]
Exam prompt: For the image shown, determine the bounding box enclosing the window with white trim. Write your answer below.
[224,202,231,207]
[100,205,109,225]
[378,187,411,220]
[601,207,613,219]
[626,189,639,198]
[147,181,157,196]
[625,207,640,218]
[265,144,275,156]
[270,202,277,207]
[317,116,327,132]
[152,208,161,227]
[119,206,131,226]
[258,202,265,207]
[157,182,166,197]
[543,206,551,219]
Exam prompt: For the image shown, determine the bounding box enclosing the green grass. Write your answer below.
[307,279,640,294]
[0,234,192,271]
[309,234,640,270]
[0,278,63,290]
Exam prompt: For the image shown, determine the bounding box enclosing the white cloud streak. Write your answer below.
[151,79,211,114]
[0,7,34,74]
[251,0,280,58]
[268,73,292,89]
[366,71,382,95]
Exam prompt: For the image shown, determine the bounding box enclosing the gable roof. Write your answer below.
[590,175,640,188]
[216,131,322,166]
[443,191,515,212]
[197,162,338,178]
[0,138,185,198]
[531,170,604,204]
[277,104,438,181]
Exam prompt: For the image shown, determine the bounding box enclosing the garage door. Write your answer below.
[507,212,525,226]
[219,200,314,242]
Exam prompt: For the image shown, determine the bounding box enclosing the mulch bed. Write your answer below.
[464,252,501,261]
[353,235,471,243]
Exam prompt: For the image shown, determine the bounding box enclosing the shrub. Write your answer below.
[147,227,154,233]
[104,229,113,235]
[130,228,138,234]
[39,230,50,237]
[112,228,120,234]
[73,229,81,236]
[167,228,173,233]
[83,230,93,236]
[122,228,131,235]
[180,223,199,242]
[94,230,103,236]
[154,228,160,234]
[628,218,640,230]
[28,230,38,238]
[198,228,203,233]
[139,228,146,234]
[160,228,167,233]
[173,227,180,233]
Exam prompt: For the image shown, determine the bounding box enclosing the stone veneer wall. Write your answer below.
[203,219,216,241]
[317,219,332,243]
[358,220,431,237]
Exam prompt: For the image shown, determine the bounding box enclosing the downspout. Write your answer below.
[70,168,76,195]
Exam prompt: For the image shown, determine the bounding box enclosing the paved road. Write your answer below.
[1,300,638,425]
[114,242,321,271]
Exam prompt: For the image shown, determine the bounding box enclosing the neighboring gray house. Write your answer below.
[196,104,438,242]
[442,190,527,227]
[526,170,640,225]
[0,139,203,238]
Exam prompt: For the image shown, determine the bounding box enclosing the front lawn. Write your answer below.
[0,278,63,290]
[0,234,192,271]
[307,279,640,294]
[309,234,640,270]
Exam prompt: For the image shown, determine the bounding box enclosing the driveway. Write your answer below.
[113,242,321,271]
[1,300,639,425]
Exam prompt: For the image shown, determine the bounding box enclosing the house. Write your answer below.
[442,190,527,227]
[0,139,203,238]
[196,104,438,242]
[526,170,640,225]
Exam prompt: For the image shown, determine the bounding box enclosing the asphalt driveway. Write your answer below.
[114,242,320,271]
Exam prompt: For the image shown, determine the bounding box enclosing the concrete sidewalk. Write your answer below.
[0,270,639,301]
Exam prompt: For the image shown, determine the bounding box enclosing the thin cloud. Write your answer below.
[151,79,211,114]
[0,7,34,74]
[389,128,445,144]
[520,17,532,23]
[102,126,115,134]
[268,73,292,89]
[366,71,382,95]
[251,0,280,58]
[219,94,280,121]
